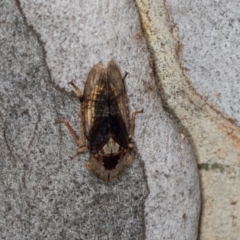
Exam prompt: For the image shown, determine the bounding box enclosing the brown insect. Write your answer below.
[55,61,143,182]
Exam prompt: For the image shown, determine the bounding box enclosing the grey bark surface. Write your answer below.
[0,0,200,239]
[135,0,240,239]
[169,0,240,125]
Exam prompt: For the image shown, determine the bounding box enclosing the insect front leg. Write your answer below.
[123,71,129,81]
[129,109,144,139]
[69,81,83,100]
[68,81,86,145]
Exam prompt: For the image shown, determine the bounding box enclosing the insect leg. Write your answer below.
[55,119,85,146]
[69,81,83,100]
[129,109,143,139]
[126,155,133,166]
[68,81,87,146]
[70,146,88,160]
[68,81,86,146]
[128,143,137,154]
[123,71,129,81]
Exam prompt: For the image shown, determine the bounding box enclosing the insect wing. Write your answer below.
[83,63,110,153]
[83,63,105,137]
[107,61,129,148]
[83,61,130,153]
